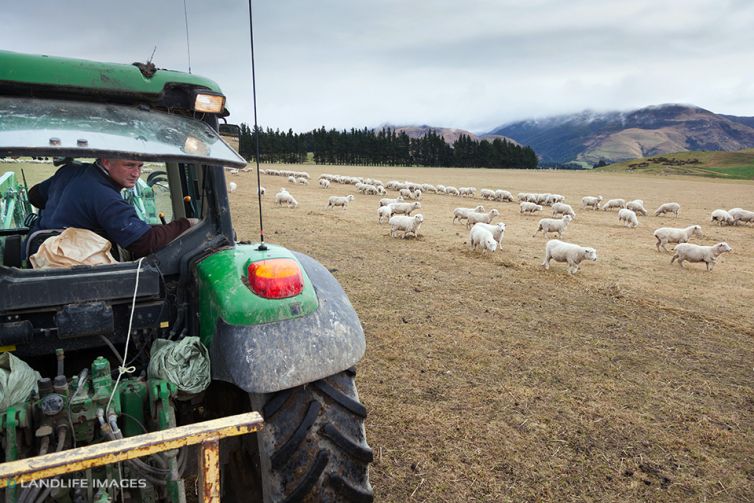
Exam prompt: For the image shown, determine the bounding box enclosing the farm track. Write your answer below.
[230,164,754,502]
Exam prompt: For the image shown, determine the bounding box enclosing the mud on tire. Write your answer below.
[253,369,374,503]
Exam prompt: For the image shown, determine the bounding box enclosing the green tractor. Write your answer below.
[0,51,373,502]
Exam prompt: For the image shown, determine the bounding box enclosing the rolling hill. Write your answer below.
[593,148,754,179]
[489,104,754,166]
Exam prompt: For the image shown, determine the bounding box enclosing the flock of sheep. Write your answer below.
[247,168,752,275]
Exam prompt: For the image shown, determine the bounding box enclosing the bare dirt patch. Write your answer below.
[230,165,754,502]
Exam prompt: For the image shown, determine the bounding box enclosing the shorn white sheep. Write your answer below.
[581,195,603,209]
[275,189,298,208]
[655,202,680,217]
[618,208,639,228]
[653,225,702,252]
[468,225,497,253]
[710,209,735,226]
[465,209,500,228]
[389,214,424,238]
[533,215,572,239]
[319,179,330,188]
[601,198,626,211]
[728,207,754,225]
[470,222,506,249]
[327,195,354,209]
[626,199,648,216]
[388,201,422,216]
[228,181,237,193]
[551,202,576,219]
[519,202,543,215]
[452,205,485,224]
[378,205,392,223]
[542,239,597,275]
[671,242,732,271]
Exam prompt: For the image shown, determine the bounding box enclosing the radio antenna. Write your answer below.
[182,0,192,73]
[248,0,266,250]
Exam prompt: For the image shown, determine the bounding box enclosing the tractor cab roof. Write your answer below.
[0,50,228,116]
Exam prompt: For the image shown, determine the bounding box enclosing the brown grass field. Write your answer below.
[230,165,754,502]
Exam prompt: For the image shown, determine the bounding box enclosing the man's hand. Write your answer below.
[187,218,200,226]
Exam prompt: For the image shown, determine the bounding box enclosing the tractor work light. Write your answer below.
[246,258,304,299]
[193,91,226,113]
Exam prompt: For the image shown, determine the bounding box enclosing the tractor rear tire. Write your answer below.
[251,369,374,503]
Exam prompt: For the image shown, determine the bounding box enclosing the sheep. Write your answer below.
[258,186,266,196]
[601,198,626,211]
[327,195,354,209]
[378,205,392,223]
[389,214,424,238]
[468,225,498,253]
[519,201,543,215]
[618,208,639,228]
[319,179,330,189]
[228,181,237,193]
[399,188,413,199]
[653,225,703,252]
[295,177,309,185]
[671,242,732,271]
[287,176,296,184]
[465,209,500,228]
[445,186,460,196]
[533,215,572,238]
[388,201,422,216]
[494,189,514,202]
[655,202,680,217]
[728,207,754,225]
[581,195,603,209]
[480,189,496,200]
[551,202,576,219]
[379,197,403,207]
[542,239,598,275]
[711,209,736,226]
[410,189,422,200]
[545,194,565,205]
[459,187,476,197]
[470,222,506,248]
[452,205,485,224]
[275,189,298,208]
[626,199,648,216]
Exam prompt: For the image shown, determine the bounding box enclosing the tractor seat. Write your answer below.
[25,229,122,263]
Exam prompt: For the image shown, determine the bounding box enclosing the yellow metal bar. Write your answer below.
[0,411,263,488]
[199,438,220,503]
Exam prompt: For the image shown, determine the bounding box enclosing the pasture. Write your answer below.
[231,165,754,502]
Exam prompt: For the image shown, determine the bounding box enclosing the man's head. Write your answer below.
[100,159,143,189]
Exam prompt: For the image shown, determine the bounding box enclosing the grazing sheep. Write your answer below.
[319,179,330,188]
[388,201,422,216]
[327,195,354,209]
[655,202,680,217]
[445,186,460,196]
[468,225,498,253]
[671,242,732,271]
[581,195,603,210]
[551,202,576,219]
[494,189,514,202]
[618,208,639,228]
[545,194,565,206]
[287,176,296,184]
[520,201,543,215]
[533,215,572,239]
[378,205,393,223]
[470,222,506,248]
[542,239,598,275]
[228,181,237,193]
[295,177,309,185]
[399,188,413,199]
[258,186,266,196]
[452,205,485,224]
[410,189,422,200]
[711,208,735,226]
[653,225,703,252]
[626,199,648,216]
[728,207,754,225]
[480,188,496,200]
[459,187,477,197]
[379,197,403,207]
[389,214,424,238]
[275,189,298,208]
[466,209,500,228]
[601,198,626,211]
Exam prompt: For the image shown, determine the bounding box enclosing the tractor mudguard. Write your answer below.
[201,248,366,393]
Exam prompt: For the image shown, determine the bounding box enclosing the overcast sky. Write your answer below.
[3,0,754,133]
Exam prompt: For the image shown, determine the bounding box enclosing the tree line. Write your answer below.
[237,124,538,169]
